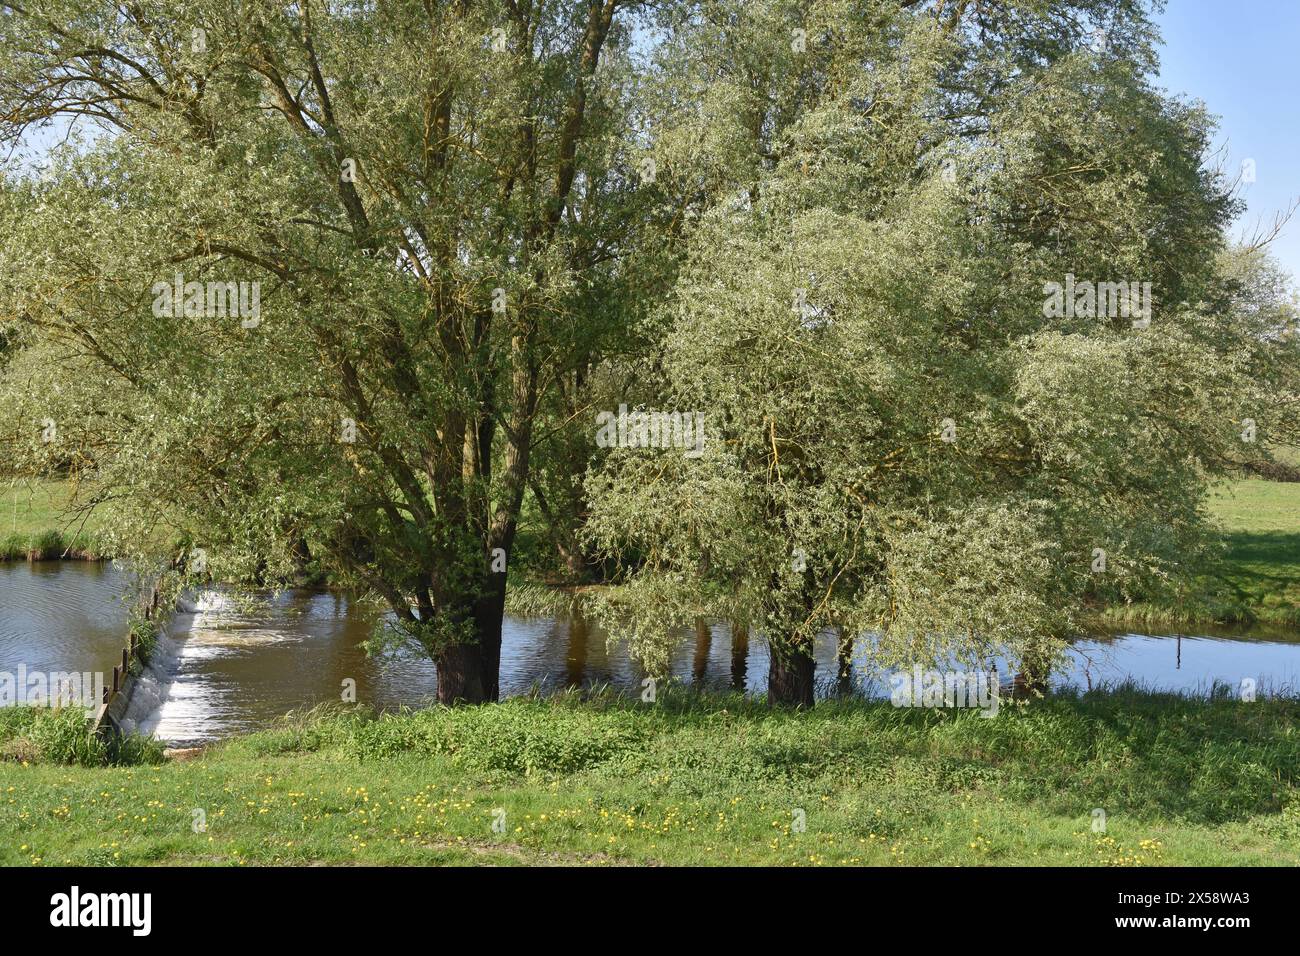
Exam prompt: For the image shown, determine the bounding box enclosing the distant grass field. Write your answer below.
[1207,478,1300,628]
[1,689,1297,866]
[0,478,107,560]
[1268,445,1300,469]
[1096,476,1300,630]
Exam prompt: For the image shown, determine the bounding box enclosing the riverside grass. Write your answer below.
[1,479,106,560]
[1,688,1298,867]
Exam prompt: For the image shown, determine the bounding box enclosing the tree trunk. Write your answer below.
[1014,667,1050,700]
[836,632,855,697]
[557,532,594,583]
[436,642,486,705]
[767,640,815,708]
[473,574,508,702]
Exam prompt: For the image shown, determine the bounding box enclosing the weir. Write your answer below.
[90,579,166,739]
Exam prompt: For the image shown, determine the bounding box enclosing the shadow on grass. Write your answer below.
[227,682,1300,828]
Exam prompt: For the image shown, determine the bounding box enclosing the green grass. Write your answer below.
[0,478,108,560]
[1210,476,1300,533]
[1097,477,1300,629]
[0,708,164,767]
[1268,445,1300,469]
[2,689,1298,866]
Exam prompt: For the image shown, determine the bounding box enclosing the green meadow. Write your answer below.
[1096,477,1300,630]
[0,478,106,561]
[1,690,1297,866]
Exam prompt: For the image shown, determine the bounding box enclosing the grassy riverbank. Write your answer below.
[1095,477,1300,630]
[1,688,1298,866]
[0,479,106,560]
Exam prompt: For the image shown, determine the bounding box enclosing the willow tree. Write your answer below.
[517,0,824,585]
[584,0,1292,705]
[0,0,650,702]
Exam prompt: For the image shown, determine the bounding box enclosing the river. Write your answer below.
[3,561,1298,745]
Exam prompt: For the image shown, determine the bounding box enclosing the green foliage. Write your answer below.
[126,617,159,678]
[332,698,651,776]
[583,0,1299,682]
[0,0,1295,700]
[0,0,664,692]
[0,707,162,766]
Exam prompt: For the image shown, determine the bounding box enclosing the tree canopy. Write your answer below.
[1,0,1295,706]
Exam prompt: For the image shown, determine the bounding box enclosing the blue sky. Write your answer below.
[1155,0,1300,278]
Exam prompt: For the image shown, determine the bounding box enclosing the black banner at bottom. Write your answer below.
[0,865,1284,942]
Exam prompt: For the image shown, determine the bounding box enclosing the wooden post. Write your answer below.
[112,666,120,694]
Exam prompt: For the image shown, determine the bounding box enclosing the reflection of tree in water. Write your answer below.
[565,614,590,690]
[692,618,712,687]
[731,622,749,692]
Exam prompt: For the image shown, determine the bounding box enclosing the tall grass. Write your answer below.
[0,707,163,766]
[0,529,104,561]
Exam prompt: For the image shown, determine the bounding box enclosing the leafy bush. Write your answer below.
[340,698,650,776]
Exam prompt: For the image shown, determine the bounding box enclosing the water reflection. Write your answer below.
[0,561,131,674]
[3,563,1299,745]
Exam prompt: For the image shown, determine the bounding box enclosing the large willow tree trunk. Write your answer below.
[436,642,486,705]
[768,640,815,708]
[474,573,509,702]
[433,574,507,705]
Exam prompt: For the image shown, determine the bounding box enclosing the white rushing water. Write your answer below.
[117,609,195,738]
[119,591,235,738]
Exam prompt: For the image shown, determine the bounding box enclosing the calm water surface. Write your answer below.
[3,562,1298,745]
